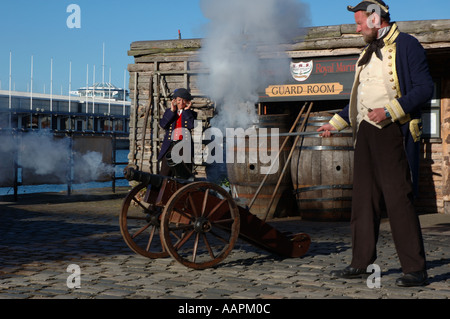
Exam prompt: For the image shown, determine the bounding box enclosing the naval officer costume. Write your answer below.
[328,0,434,287]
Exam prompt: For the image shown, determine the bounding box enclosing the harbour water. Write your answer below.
[0,149,130,196]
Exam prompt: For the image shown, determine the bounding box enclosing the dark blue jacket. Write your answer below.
[158,108,197,161]
[331,23,434,196]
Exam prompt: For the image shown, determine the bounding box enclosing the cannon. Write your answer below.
[120,167,311,269]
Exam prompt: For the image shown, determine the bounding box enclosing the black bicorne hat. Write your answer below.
[172,88,192,101]
[347,0,390,20]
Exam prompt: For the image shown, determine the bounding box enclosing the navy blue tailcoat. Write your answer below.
[158,108,197,161]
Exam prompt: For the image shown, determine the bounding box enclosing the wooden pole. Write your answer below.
[247,102,308,210]
[132,72,139,167]
[140,74,153,170]
[262,102,313,221]
[153,71,161,173]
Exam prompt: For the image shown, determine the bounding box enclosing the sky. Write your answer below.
[0,0,448,95]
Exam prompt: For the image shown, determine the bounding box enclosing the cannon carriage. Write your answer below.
[120,167,311,269]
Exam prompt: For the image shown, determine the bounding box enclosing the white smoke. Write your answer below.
[19,132,71,180]
[0,131,114,185]
[73,150,115,183]
[198,0,310,130]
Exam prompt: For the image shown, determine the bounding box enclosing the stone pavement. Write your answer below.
[0,187,449,302]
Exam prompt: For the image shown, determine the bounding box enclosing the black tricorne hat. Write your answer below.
[347,0,390,20]
[172,88,193,101]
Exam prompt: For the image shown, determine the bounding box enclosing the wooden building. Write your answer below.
[127,19,450,216]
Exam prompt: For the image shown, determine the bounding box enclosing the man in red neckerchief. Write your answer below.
[158,88,197,178]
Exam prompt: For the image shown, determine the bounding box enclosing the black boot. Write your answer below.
[330,266,370,279]
[395,270,428,287]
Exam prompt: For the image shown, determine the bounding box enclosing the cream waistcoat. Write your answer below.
[356,46,396,129]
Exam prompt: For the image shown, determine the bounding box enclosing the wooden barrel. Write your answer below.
[226,114,297,220]
[290,112,354,221]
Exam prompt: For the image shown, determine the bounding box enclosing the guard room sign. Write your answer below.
[260,55,359,102]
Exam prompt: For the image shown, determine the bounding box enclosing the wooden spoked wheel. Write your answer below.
[120,183,169,259]
[160,182,240,269]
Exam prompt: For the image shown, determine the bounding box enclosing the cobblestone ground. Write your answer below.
[0,188,449,301]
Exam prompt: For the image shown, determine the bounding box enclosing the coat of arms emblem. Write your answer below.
[290,61,313,82]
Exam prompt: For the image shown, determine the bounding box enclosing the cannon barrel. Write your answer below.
[123,167,164,188]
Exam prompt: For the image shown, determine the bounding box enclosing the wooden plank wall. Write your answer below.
[126,46,214,177]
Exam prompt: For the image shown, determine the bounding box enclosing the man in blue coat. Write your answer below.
[158,88,197,178]
[318,0,434,286]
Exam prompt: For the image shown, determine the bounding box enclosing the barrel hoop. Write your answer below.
[233,193,282,199]
[296,146,354,151]
[230,182,280,187]
[306,116,332,121]
[294,184,353,193]
[298,208,351,213]
[297,197,353,202]
[304,122,332,127]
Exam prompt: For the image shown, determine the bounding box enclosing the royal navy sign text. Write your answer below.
[259,55,359,102]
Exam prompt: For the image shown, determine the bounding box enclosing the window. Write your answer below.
[422,79,441,139]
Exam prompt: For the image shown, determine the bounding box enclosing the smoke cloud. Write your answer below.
[198,0,310,130]
[73,150,115,183]
[19,132,71,180]
[0,131,114,186]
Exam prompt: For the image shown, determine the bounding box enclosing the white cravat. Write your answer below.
[377,25,391,39]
